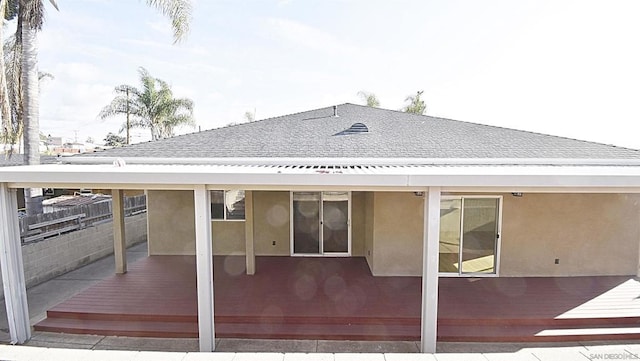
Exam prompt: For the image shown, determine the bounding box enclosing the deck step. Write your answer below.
[34,318,420,341]
[46,309,419,326]
[36,313,640,342]
[437,324,640,342]
[34,318,198,338]
[438,316,640,327]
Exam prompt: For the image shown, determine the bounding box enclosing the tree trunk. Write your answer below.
[0,0,14,152]
[151,125,161,141]
[21,19,42,215]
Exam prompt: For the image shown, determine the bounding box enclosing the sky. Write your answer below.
[25,0,640,149]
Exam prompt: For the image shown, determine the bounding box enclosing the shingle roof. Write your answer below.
[79,103,640,160]
[0,155,58,167]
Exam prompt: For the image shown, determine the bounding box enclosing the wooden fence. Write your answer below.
[20,195,147,244]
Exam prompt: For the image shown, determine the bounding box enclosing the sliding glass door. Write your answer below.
[439,196,501,275]
[291,191,350,256]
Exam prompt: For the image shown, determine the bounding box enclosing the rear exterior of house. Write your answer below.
[3,103,640,351]
[109,103,639,278]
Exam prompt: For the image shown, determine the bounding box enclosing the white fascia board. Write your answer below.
[4,164,640,190]
[0,164,411,188]
[407,166,640,188]
[64,156,640,167]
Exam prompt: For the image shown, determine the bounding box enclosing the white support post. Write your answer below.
[194,186,215,351]
[112,189,127,274]
[245,191,255,275]
[421,187,440,353]
[0,183,31,344]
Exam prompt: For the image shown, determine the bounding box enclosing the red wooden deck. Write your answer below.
[35,256,640,342]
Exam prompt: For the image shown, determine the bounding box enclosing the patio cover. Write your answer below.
[2,158,640,353]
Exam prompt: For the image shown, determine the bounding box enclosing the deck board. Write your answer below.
[35,256,640,341]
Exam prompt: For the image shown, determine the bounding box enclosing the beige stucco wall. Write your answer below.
[364,192,640,277]
[147,190,196,255]
[147,190,365,258]
[253,191,290,255]
[364,192,375,269]
[147,189,640,277]
[212,221,245,255]
[369,192,424,276]
[500,193,640,276]
[147,190,250,256]
[351,192,365,257]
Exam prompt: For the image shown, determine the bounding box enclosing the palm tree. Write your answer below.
[0,0,13,151]
[2,0,191,214]
[99,67,195,141]
[1,0,23,155]
[357,91,380,107]
[3,33,51,156]
[2,0,191,154]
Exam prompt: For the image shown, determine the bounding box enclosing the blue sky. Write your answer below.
[33,0,640,148]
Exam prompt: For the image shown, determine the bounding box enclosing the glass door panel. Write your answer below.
[461,198,499,274]
[322,192,349,253]
[439,198,462,273]
[293,192,321,254]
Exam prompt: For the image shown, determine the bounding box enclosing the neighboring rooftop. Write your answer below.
[75,103,640,161]
[0,155,58,167]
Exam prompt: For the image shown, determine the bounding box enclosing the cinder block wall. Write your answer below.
[0,213,147,299]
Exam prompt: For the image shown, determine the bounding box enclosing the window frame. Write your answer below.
[210,190,246,221]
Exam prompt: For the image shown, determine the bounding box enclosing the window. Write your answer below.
[439,196,501,275]
[211,190,245,220]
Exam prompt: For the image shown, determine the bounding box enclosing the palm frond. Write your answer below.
[38,70,53,80]
[145,0,191,44]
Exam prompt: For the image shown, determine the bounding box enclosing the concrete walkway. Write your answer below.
[0,242,638,360]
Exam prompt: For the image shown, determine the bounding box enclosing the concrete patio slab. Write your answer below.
[40,347,94,361]
[433,353,488,361]
[384,353,437,360]
[30,331,104,344]
[333,353,385,361]
[182,352,236,361]
[94,336,199,352]
[130,350,186,361]
[216,338,317,353]
[483,351,540,361]
[526,347,590,361]
[232,352,285,361]
[283,353,335,361]
[317,340,419,353]
[79,349,141,361]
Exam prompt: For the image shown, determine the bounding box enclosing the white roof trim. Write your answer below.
[3,163,640,191]
[62,156,640,167]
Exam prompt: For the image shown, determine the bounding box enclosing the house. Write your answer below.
[1,103,640,353]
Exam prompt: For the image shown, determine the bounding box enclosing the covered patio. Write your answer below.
[2,159,640,353]
[34,254,640,342]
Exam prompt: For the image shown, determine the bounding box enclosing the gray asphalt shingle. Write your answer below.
[0,155,58,167]
[78,103,640,160]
